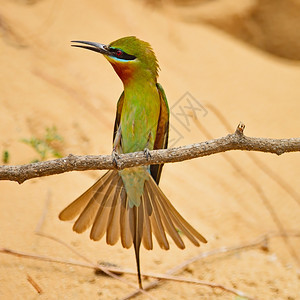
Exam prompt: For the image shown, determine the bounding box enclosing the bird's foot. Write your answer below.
[111,149,120,167]
[143,148,151,160]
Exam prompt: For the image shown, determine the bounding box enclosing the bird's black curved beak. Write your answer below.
[71,41,110,55]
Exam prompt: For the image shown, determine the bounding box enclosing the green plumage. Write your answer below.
[59,37,206,290]
[110,37,168,207]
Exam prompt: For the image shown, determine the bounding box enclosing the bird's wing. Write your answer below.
[150,83,170,185]
[113,91,124,144]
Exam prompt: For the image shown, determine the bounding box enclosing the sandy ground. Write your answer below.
[0,0,300,299]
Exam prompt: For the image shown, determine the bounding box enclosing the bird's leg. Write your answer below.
[112,126,122,166]
[143,148,151,160]
[143,132,152,160]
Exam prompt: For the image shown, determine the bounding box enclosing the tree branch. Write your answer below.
[1,123,299,184]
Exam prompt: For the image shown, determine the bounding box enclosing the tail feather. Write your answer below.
[90,173,120,241]
[160,197,200,246]
[141,195,153,250]
[146,180,185,249]
[106,177,123,245]
[72,196,100,234]
[120,189,133,248]
[58,171,113,221]
[153,179,207,244]
[144,182,169,250]
[59,169,207,289]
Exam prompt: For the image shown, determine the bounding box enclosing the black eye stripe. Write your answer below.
[109,47,136,60]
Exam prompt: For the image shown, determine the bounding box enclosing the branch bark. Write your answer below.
[1,123,299,184]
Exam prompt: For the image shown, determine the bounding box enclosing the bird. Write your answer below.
[59,36,207,289]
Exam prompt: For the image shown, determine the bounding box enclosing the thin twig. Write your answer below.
[0,246,252,299]
[1,123,299,183]
[27,273,43,294]
[123,274,255,300]
[0,246,154,299]
[120,231,300,300]
[2,232,299,299]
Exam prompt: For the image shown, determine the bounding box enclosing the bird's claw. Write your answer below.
[111,150,120,167]
[143,148,151,160]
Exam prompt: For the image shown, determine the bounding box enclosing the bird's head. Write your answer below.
[72,36,159,85]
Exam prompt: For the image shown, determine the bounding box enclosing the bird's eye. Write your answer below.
[109,47,136,60]
[116,50,123,57]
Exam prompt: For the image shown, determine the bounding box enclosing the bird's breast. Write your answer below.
[120,86,160,153]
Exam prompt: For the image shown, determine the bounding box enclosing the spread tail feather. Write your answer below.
[59,170,206,288]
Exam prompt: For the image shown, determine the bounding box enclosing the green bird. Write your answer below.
[59,36,207,288]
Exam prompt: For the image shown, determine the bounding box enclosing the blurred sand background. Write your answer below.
[0,0,300,299]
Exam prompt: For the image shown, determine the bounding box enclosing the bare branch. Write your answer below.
[0,246,254,299]
[1,123,299,184]
[2,232,300,299]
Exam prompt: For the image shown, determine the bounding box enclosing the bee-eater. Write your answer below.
[59,36,207,288]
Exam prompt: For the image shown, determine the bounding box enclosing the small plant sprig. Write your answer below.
[21,126,64,162]
[2,150,10,164]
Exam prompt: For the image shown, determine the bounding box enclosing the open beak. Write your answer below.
[71,41,110,55]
